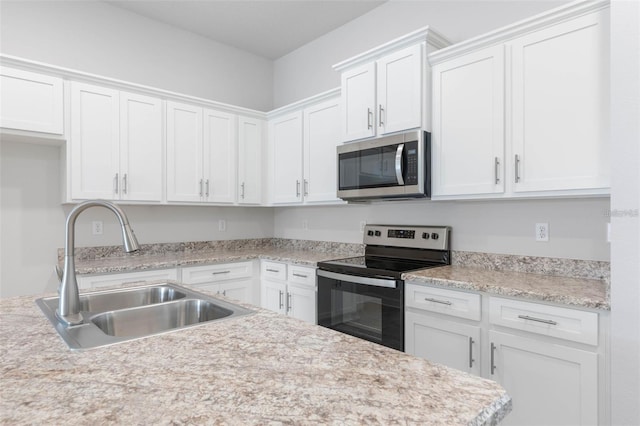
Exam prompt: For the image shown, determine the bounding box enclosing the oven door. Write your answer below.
[316,270,404,351]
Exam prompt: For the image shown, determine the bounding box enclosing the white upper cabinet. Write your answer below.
[510,11,609,193]
[268,93,343,206]
[334,27,450,143]
[303,98,341,204]
[70,82,162,202]
[166,101,237,204]
[431,45,505,197]
[0,66,63,135]
[237,116,264,205]
[204,109,237,204]
[270,111,304,204]
[429,2,610,199]
[70,82,120,200]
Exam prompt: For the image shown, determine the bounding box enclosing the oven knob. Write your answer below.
[422,232,430,239]
[374,230,381,237]
[367,230,374,236]
[431,233,439,240]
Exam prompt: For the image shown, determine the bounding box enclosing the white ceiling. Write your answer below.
[105,0,386,60]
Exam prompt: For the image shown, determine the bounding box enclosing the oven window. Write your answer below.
[332,290,383,342]
[339,145,399,190]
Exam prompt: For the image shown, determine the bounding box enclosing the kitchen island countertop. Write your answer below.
[0,286,511,425]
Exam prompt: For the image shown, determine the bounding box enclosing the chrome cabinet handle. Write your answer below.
[278,290,284,309]
[395,143,405,186]
[292,273,308,278]
[114,173,119,194]
[304,179,309,196]
[469,337,475,368]
[494,157,500,184]
[123,173,128,194]
[212,271,231,275]
[424,297,452,306]
[287,292,292,312]
[367,108,373,129]
[241,182,245,199]
[518,315,558,325]
[296,180,301,197]
[514,154,521,183]
[491,343,497,375]
[222,290,226,296]
[266,268,280,273]
[199,179,204,197]
[205,179,210,197]
[378,104,384,127]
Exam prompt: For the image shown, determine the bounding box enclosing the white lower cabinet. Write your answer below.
[260,260,316,324]
[180,261,257,305]
[405,282,605,425]
[77,268,178,290]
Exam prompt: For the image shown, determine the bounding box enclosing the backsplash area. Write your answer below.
[62,238,609,282]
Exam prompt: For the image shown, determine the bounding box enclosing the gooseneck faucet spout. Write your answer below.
[57,200,140,325]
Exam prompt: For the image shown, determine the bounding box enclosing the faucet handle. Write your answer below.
[54,264,63,281]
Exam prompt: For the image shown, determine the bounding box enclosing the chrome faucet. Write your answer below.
[57,200,140,325]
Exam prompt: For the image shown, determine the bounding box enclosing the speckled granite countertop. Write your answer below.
[403,266,609,310]
[0,286,511,425]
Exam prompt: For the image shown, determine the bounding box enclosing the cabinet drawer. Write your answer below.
[489,297,598,345]
[287,265,316,287]
[181,261,253,284]
[78,268,178,290]
[260,260,287,281]
[406,283,481,321]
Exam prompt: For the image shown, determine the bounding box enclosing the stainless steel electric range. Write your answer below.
[317,224,451,351]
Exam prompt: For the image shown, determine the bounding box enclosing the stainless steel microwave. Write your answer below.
[337,130,430,201]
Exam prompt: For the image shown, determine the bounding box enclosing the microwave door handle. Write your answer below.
[395,143,405,185]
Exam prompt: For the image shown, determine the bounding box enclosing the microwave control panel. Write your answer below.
[405,140,419,185]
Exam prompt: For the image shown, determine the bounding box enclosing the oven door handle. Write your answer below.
[395,143,405,186]
[317,270,397,289]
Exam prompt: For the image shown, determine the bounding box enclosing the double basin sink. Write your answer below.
[36,283,254,350]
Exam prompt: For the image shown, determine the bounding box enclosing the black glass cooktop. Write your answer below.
[317,256,443,280]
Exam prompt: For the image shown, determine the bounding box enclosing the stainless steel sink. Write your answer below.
[36,282,254,350]
[92,299,232,338]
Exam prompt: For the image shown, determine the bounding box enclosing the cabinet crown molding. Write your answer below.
[332,26,451,72]
[428,0,609,65]
[267,87,340,120]
[0,54,266,119]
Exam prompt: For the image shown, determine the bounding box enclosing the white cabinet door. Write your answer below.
[0,66,63,134]
[218,279,255,305]
[510,11,609,193]
[238,116,263,205]
[261,280,287,316]
[287,282,316,324]
[406,312,481,376]
[203,108,236,203]
[119,92,162,202]
[270,111,303,204]
[70,82,120,200]
[432,45,505,197]
[489,330,598,426]
[377,44,423,135]
[341,62,376,141]
[166,101,203,202]
[303,98,341,204]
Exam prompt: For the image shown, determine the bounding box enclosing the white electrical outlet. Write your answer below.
[218,219,226,232]
[360,221,366,233]
[535,223,549,242]
[302,220,308,230]
[92,221,103,235]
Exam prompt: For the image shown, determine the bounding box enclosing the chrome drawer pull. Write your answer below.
[518,315,557,325]
[266,268,280,273]
[212,271,231,275]
[292,273,308,278]
[424,297,452,306]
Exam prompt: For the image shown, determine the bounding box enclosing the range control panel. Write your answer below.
[364,225,450,250]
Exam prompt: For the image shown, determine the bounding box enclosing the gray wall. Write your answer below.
[273,0,568,107]
[0,0,273,111]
